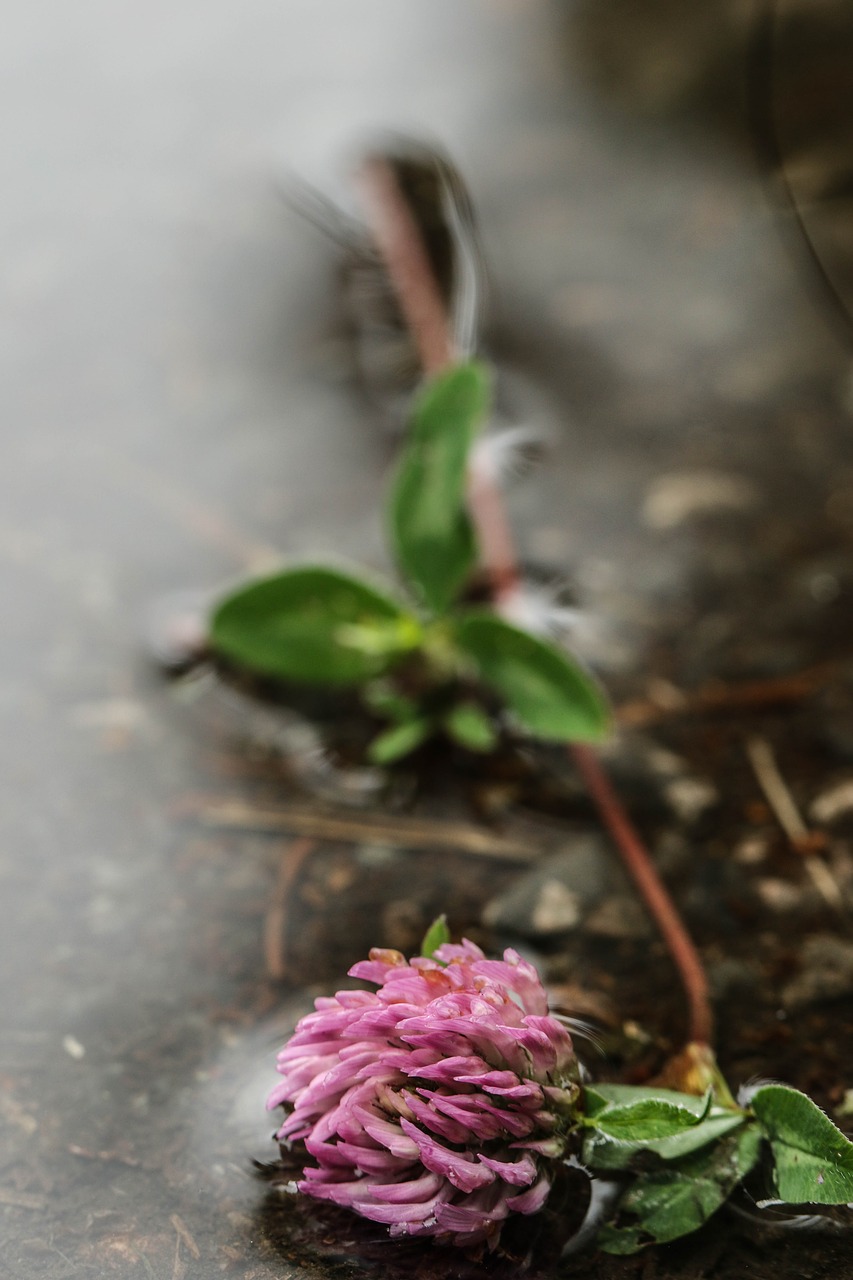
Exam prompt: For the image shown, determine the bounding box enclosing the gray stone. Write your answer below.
[783,935,853,1008]
[584,895,654,940]
[482,838,612,938]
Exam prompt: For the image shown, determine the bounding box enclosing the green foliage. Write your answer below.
[585,1085,712,1114]
[210,566,417,684]
[583,1086,745,1171]
[750,1084,853,1205]
[598,1125,763,1254]
[206,360,612,764]
[583,1076,853,1253]
[420,915,450,959]
[442,701,497,753]
[453,612,610,742]
[362,681,419,723]
[367,716,432,764]
[387,362,490,613]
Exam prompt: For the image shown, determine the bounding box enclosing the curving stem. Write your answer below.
[357,154,713,1048]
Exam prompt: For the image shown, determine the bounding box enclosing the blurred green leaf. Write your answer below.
[453,613,610,742]
[363,681,419,723]
[420,915,450,959]
[751,1084,853,1204]
[210,566,415,685]
[388,362,490,614]
[443,701,497,753]
[367,716,433,764]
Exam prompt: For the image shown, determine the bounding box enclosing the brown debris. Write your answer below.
[175,795,542,862]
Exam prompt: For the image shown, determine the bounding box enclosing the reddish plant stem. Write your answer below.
[465,468,522,599]
[356,158,454,376]
[570,744,712,1045]
[358,157,713,1047]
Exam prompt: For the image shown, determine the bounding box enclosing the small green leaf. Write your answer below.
[363,681,419,723]
[585,1085,715,1116]
[388,362,490,614]
[751,1084,853,1205]
[593,1098,709,1144]
[583,1085,747,1170]
[420,915,451,959]
[443,702,497,753]
[599,1124,763,1254]
[453,613,610,742]
[584,1113,746,1170]
[210,566,413,685]
[367,717,433,764]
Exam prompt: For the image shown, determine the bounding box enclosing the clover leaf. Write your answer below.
[750,1084,853,1205]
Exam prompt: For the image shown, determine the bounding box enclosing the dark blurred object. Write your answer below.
[749,0,853,350]
[288,137,485,425]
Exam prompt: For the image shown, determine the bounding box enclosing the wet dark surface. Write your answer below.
[3,2,853,1277]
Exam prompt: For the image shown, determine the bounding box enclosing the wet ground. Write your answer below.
[3,2,853,1277]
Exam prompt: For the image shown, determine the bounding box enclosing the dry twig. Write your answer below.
[177,795,541,862]
[746,735,845,916]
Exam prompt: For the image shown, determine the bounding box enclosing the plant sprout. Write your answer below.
[210,363,610,766]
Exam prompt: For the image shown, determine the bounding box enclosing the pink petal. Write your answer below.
[366,1170,444,1204]
[478,1151,538,1186]
[506,1169,552,1214]
[354,1108,420,1159]
[424,1091,535,1140]
[401,1091,472,1144]
[400,1119,494,1192]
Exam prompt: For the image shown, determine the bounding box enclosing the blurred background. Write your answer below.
[2,3,853,1277]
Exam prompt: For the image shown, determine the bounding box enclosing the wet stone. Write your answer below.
[584,894,654,941]
[482,838,613,940]
[782,934,853,1009]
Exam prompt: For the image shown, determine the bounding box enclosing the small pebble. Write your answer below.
[733,834,770,865]
[783,935,853,1008]
[482,840,612,939]
[641,470,759,530]
[663,777,719,823]
[530,881,582,934]
[755,878,804,913]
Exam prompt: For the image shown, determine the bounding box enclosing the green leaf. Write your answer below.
[751,1084,853,1205]
[453,613,610,742]
[584,1113,747,1170]
[593,1097,710,1144]
[388,362,490,614]
[420,915,450,959]
[585,1085,716,1116]
[443,701,497,753]
[367,717,433,764]
[362,681,419,723]
[583,1085,748,1170]
[210,566,415,685]
[599,1124,763,1254]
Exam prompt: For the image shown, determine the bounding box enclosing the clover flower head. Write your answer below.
[268,939,578,1250]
